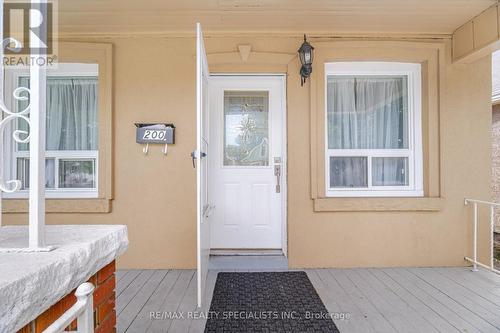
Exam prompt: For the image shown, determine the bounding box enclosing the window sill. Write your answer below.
[2,198,111,213]
[313,197,443,212]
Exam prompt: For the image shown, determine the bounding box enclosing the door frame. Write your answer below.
[208,73,288,257]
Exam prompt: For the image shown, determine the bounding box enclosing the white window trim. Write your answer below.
[3,63,99,199]
[324,62,423,198]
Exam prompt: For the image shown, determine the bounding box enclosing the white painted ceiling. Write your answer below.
[58,0,496,35]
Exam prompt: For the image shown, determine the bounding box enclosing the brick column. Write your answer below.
[17,260,117,333]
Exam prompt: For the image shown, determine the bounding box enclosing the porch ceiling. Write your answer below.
[58,0,496,36]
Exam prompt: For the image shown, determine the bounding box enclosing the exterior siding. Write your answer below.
[2,37,493,269]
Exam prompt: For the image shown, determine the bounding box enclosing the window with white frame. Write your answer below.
[325,62,423,197]
[5,63,99,198]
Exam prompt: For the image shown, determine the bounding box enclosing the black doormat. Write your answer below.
[204,271,340,333]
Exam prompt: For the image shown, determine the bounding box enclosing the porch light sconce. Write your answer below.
[298,34,314,86]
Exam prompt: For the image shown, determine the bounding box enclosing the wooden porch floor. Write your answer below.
[115,266,500,333]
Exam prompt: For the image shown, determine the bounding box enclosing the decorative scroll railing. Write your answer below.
[0,31,30,222]
[0,86,31,193]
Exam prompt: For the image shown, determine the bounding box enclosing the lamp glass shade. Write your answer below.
[298,38,314,66]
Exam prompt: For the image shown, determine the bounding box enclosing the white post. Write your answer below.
[41,283,95,333]
[28,0,46,248]
[490,205,495,270]
[75,283,94,333]
[472,202,478,272]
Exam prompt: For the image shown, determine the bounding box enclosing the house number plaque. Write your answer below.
[135,123,175,144]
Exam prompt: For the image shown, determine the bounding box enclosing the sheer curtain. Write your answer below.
[19,77,98,151]
[327,75,408,187]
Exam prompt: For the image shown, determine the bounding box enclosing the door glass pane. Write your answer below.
[330,156,367,188]
[327,75,408,149]
[224,91,269,166]
[59,159,96,188]
[372,157,409,186]
[16,158,55,189]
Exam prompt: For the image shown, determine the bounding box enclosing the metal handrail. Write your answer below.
[464,199,500,274]
[42,283,95,333]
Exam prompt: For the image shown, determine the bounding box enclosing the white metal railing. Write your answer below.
[464,199,500,274]
[41,283,95,333]
[0,0,51,252]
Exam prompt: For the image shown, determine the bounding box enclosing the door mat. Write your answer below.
[204,271,340,333]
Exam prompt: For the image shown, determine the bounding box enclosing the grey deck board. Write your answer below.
[127,270,182,333]
[116,270,155,315]
[436,268,500,305]
[308,269,367,333]
[410,268,500,328]
[476,268,500,285]
[351,268,434,333]
[116,266,500,333]
[444,268,500,299]
[115,270,127,282]
[331,268,398,333]
[116,269,141,296]
[189,269,219,333]
[147,270,195,333]
[343,268,415,333]
[315,268,376,333]
[168,270,198,332]
[368,268,458,333]
[386,268,490,333]
[402,268,499,333]
[117,270,168,333]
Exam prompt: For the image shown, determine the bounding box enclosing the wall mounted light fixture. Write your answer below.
[298,34,314,86]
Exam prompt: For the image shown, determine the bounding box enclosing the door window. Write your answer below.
[223,91,269,166]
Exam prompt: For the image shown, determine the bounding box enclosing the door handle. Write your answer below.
[191,151,207,168]
[191,151,196,168]
[274,165,281,193]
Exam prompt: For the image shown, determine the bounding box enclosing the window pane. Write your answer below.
[18,76,99,151]
[223,91,269,166]
[372,157,409,186]
[59,159,95,188]
[16,158,55,189]
[327,75,408,149]
[330,156,367,188]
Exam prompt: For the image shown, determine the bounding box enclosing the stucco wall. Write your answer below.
[2,36,493,269]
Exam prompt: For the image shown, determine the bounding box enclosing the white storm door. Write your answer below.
[196,23,210,308]
[209,76,285,249]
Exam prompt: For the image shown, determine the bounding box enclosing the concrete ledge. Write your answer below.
[16,261,117,333]
[313,197,444,212]
[0,225,128,332]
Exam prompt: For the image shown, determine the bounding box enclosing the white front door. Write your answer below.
[209,76,286,250]
[195,23,210,308]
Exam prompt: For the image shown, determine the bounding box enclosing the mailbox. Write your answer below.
[135,123,175,145]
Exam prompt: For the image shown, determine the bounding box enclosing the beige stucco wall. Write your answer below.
[2,36,493,269]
